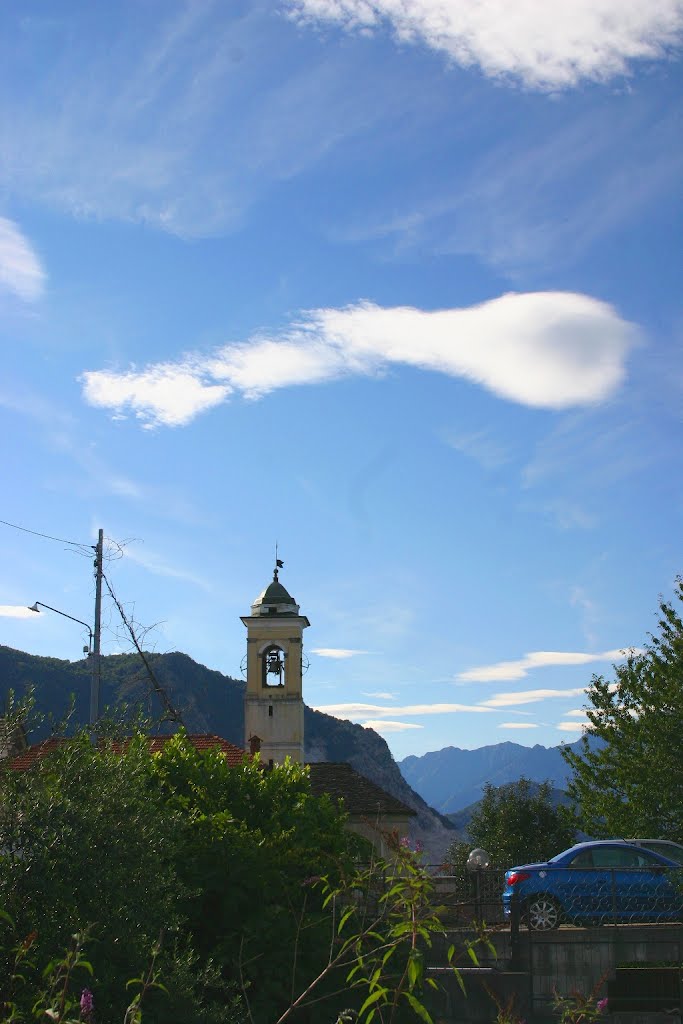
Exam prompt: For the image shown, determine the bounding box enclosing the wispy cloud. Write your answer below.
[458,647,638,683]
[523,416,654,491]
[311,647,369,658]
[335,96,683,277]
[481,687,588,708]
[0,217,45,300]
[0,6,410,238]
[499,722,539,730]
[361,720,423,733]
[313,702,500,717]
[288,0,683,89]
[541,500,597,531]
[0,605,39,619]
[557,721,587,732]
[362,691,397,700]
[442,429,510,470]
[121,544,213,591]
[80,291,636,428]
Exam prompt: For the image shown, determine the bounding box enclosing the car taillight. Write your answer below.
[506,871,531,885]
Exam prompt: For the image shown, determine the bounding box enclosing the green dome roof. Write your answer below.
[251,570,300,615]
[257,580,295,606]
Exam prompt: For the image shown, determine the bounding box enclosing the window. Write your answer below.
[592,847,648,868]
[569,850,593,868]
[268,705,273,717]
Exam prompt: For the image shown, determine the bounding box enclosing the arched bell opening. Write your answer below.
[261,644,286,688]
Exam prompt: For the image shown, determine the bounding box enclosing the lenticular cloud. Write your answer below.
[286,0,683,89]
[80,290,637,428]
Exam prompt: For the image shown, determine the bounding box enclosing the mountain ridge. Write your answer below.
[399,737,586,813]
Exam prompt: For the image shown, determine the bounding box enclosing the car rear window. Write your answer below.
[637,841,683,863]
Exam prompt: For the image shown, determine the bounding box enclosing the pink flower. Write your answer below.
[80,988,94,1019]
[597,998,608,1013]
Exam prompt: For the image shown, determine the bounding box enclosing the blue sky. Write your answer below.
[1,0,682,760]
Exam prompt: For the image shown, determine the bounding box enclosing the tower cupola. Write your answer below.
[250,566,300,617]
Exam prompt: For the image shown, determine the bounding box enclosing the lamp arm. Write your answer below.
[30,602,93,642]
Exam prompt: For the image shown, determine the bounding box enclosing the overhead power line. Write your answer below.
[0,517,92,551]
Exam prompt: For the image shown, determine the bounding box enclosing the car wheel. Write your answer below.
[524,895,563,931]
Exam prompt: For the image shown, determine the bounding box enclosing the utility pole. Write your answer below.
[90,528,103,727]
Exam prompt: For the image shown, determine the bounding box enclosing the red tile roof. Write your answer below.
[7,734,247,771]
[8,737,64,771]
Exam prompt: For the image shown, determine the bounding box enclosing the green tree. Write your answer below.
[0,726,487,1024]
[148,733,358,1021]
[0,730,233,1024]
[0,727,359,1024]
[563,578,683,839]
[454,778,577,867]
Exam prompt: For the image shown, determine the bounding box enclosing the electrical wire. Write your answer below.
[0,517,92,551]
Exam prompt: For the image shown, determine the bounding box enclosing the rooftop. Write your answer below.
[250,566,301,617]
[308,762,415,818]
[8,733,247,771]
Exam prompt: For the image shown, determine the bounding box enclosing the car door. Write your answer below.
[591,846,674,920]
[562,849,613,921]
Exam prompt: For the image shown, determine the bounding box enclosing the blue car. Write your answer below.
[502,840,683,930]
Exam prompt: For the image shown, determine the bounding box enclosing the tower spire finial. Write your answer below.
[274,542,283,581]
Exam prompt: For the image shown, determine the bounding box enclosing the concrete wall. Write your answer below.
[423,925,682,1023]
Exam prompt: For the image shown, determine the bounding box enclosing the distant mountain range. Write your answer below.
[399,738,588,814]
[0,645,454,857]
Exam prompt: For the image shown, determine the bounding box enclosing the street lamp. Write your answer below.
[28,601,98,725]
[466,848,491,923]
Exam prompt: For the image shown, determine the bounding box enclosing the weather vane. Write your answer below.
[274,541,284,581]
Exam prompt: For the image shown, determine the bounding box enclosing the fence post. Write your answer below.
[510,890,521,970]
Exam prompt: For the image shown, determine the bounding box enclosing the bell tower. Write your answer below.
[242,562,309,765]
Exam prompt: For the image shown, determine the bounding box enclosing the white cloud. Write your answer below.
[311,647,369,658]
[0,605,39,619]
[557,721,587,732]
[361,720,423,733]
[0,217,45,301]
[80,291,636,428]
[287,0,683,89]
[481,687,588,708]
[499,722,539,730]
[565,709,590,718]
[312,701,499,717]
[362,691,397,700]
[458,647,638,683]
[81,365,229,429]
